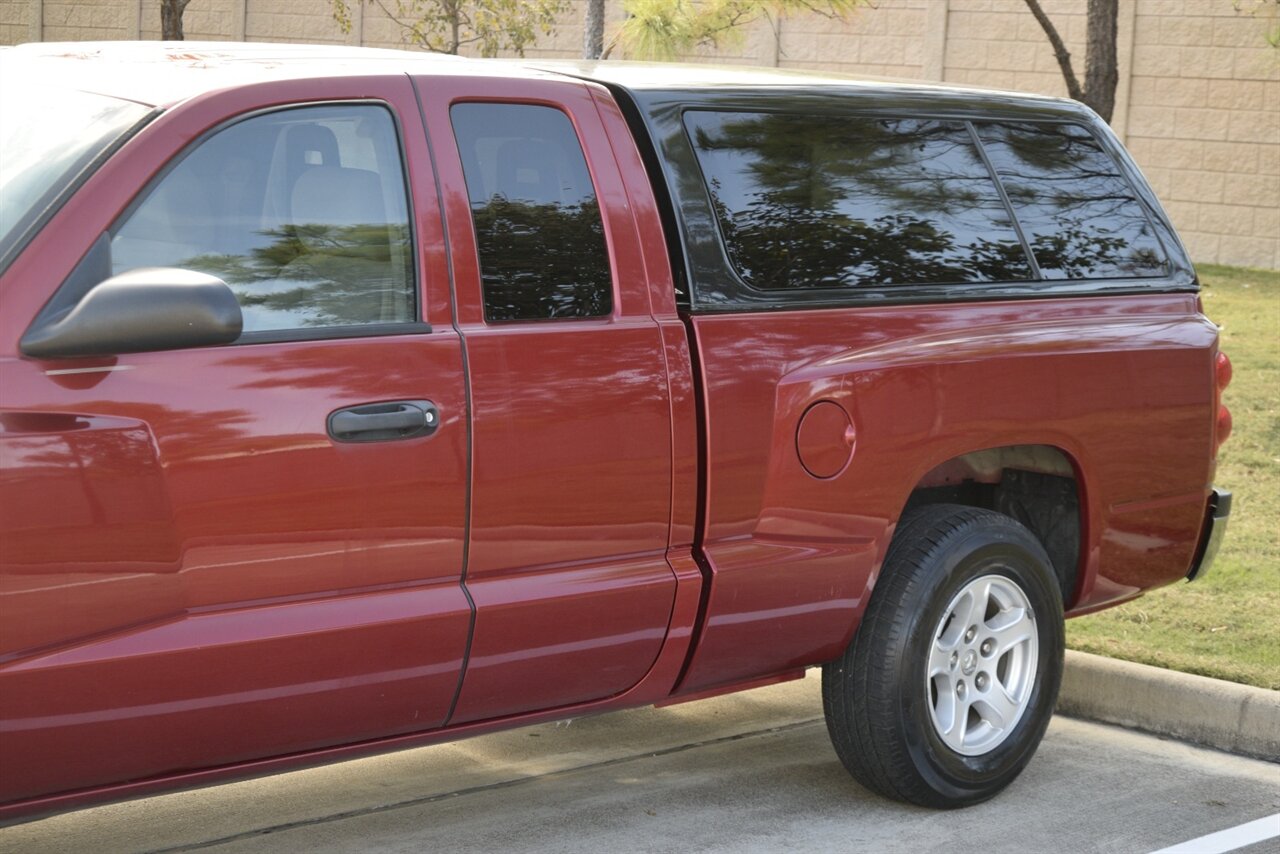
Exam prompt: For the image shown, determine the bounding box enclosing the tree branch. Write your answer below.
[1022,0,1084,103]
[600,29,621,59]
[370,0,412,30]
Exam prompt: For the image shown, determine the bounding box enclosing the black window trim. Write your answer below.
[664,101,1194,313]
[448,98,619,326]
[600,82,692,311]
[964,120,1044,282]
[31,99,431,346]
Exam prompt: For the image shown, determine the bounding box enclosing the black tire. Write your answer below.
[822,504,1064,808]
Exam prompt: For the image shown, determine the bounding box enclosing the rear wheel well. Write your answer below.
[902,446,1082,608]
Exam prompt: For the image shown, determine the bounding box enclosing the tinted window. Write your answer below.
[451,103,612,322]
[113,105,414,333]
[976,122,1167,279]
[684,111,1032,291]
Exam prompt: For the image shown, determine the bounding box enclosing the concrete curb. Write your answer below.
[1057,650,1280,761]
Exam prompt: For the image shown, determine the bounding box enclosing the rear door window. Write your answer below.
[450,103,613,322]
[974,122,1167,279]
[112,104,415,334]
[683,111,1033,291]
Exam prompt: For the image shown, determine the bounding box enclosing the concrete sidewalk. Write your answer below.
[193,715,1280,854]
[2,651,1275,853]
[1058,650,1280,761]
[2,675,1276,854]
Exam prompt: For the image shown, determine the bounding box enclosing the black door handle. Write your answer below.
[327,400,439,443]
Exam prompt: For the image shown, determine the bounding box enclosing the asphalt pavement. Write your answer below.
[2,675,1277,853]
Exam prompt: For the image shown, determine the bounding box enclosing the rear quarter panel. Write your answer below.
[679,293,1217,691]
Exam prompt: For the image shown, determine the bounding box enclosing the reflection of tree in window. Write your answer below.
[975,122,1166,279]
[182,222,413,328]
[469,196,611,321]
[685,112,1032,290]
[451,103,614,323]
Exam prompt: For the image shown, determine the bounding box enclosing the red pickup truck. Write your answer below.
[0,42,1231,818]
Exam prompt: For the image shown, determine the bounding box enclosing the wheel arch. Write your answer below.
[896,444,1089,609]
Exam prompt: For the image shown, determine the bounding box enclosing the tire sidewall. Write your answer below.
[897,525,1064,805]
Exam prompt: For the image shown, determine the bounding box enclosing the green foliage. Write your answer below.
[610,0,865,60]
[186,222,413,327]
[470,196,612,321]
[1067,264,1280,689]
[330,0,566,56]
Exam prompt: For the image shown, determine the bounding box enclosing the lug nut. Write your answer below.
[976,673,989,691]
[950,651,959,670]
[956,680,967,699]
[980,639,994,656]
[964,626,977,643]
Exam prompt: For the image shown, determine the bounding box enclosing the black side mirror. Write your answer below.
[20,268,243,359]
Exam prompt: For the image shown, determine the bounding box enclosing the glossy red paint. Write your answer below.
[588,85,702,554]
[0,44,1226,821]
[1,74,475,805]
[795,401,856,479]
[656,668,806,707]
[415,75,678,723]
[675,295,1217,692]
[0,554,703,827]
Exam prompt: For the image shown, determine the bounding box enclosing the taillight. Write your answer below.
[1215,351,1232,448]
[1217,405,1233,447]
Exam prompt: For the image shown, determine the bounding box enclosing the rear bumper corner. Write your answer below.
[1186,488,1231,583]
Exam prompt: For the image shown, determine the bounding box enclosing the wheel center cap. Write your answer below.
[961,650,977,675]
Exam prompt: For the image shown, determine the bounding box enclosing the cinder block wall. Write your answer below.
[3,0,1276,269]
[1125,2,1278,267]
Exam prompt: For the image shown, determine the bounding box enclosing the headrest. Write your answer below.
[290,166,385,227]
[494,138,563,204]
[285,123,340,170]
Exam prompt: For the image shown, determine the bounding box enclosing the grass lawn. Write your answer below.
[1065,264,1280,690]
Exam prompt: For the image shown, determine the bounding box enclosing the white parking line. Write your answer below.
[1151,812,1280,854]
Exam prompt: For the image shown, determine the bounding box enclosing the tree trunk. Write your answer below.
[1083,0,1118,122]
[161,0,188,40]
[448,0,461,54]
[583,0,605,60]
[1022,0,1118,123]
